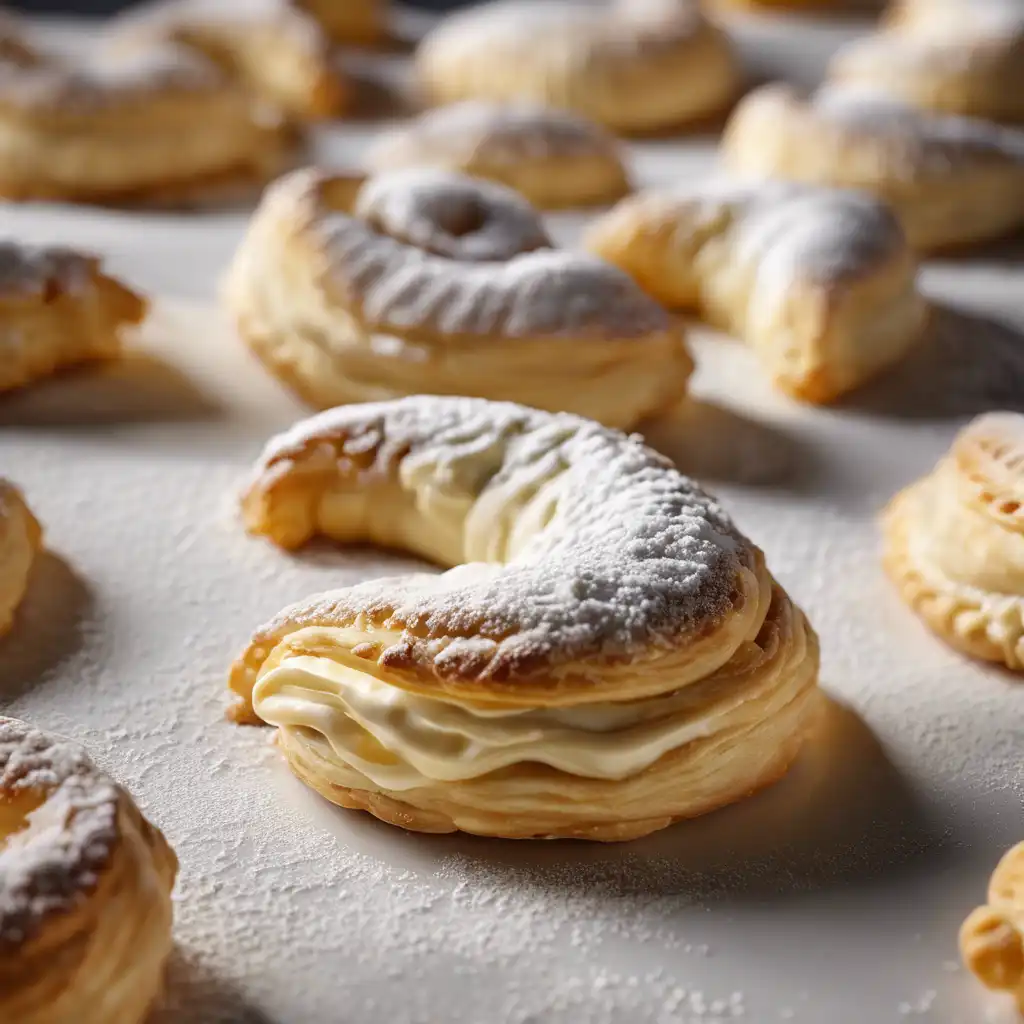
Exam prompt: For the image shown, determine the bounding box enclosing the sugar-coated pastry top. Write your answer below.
[950,412,1024,532]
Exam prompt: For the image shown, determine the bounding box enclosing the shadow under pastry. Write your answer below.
[0,551,91,704]
[151,949,278,1024]
[840,304,1024,420]
[0,351,222,427]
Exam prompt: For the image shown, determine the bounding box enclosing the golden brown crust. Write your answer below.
[0,483,41,637]
[297,0,389,46]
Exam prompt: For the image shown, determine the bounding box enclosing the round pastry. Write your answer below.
[0,482,41,637]
[228,396,821,841]
[224,167,692,429]
[416,0,740,134]
[722,83,1024,252]
[0,717,178,1024]
[961,841,1024,1015]
[882,413,1024,671]
[0,242,147,394]
[364,101,631,210]
[831,0,1024,123]
[0,21,295,205]
[585,179,927,403]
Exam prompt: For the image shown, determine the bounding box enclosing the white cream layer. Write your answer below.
[251,654,737,791]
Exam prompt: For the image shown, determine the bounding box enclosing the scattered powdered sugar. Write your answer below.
[0,241,94,301]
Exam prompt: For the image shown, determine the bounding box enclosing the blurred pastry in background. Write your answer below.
[722,83,1024,251]
[365,101,631,209]
[416,0,740,134]
[0,482,41,637]
[587,179,927,403]
[297,0,389,46]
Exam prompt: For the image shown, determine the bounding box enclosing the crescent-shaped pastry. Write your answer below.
[722,83,1024,252]
[229,396,821,841]
[0,717,178,1024]
[364,101,631,210]
[415,0,740,134]
[224,167,692,429]
[831,0,1024,124]
[585,180,927,403]
[882,413,1024,671]
[961,842,1024,1016]
[0,482,41,637]
[0,21,295,205]
[0,242,147,394]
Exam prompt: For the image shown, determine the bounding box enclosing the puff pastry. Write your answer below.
[961,841,1024,1015]
[0,717,178,1024]
[0,242,147,393]
[416,0,740,134]
[585,180,927,403]
[224,167,692,429]
[722,83,1024,252]
[229,396,821,841]
[832,0,1024,124]
[365,101,631,210]
[0,19,295,205]
[0,482,41,637]
[882,413,1024,671]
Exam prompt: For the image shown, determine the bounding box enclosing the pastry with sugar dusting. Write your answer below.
[0,242,146,393]
[0,482,41,637]
[585,179,928,404]
[416,0,739,134]
[882,413,1024,671]
[961,841,1024,1015]
[0,14,296,205]
[831,0,1024,124]
[722,83,1024,252]
[224,167,692,428]
[229,396,821,841]
[365,101,631,210]
[0,716,178,1024]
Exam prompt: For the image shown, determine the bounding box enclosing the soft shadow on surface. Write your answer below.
[930,233,1024,266]
[640,397,813,489]
[0,351,221,427]
[320,696,949,902]
[151,950,278,1024]
[288,538,440,578]
[0,553,91,704]
[338,62,417,121]
[845,304,1024,419]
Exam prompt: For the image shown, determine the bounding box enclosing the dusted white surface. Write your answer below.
[1,11,1023,1024]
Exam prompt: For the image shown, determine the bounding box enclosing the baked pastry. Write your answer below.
[224,167,692,428]
[228,396,821,841]
[882,413,1024,671]
[832,0,1024,124]
[112,0,350,120]
[0,717,178,1024]
[722,83,1024,252]
[416,0,740,134]
[0,19,296,205]
[961,841,1024,1015]
[0,242,146,394]
[364,101,631,210]
[297,0,388,46]
[0,482,41,637]
[585,180,927,403]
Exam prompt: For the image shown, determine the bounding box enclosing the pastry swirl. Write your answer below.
[0,717,178,1024]
[230,396,821,841]
[882,413,1024,671]
[0,482,41,637]
[585,179,927,403]
[224,167,692,428]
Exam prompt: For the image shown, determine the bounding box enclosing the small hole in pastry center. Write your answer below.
[436,195,488,240]
[0,791,46,849]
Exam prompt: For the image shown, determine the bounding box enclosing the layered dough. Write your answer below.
[832,0,1024,124]
[416,0,740,134]
[961,841,1024,1015]
[882,413,1024,671]
[365,101,631,210]
[0,16,295,205]
[722,83,1024,252]
[0,717,178,1024]
[0,482,41,637]
[0,242,147,393]
[224,168,692,429]
[585,180,927,403]
[230,396,821,841]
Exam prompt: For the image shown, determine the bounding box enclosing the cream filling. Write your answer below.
[252,654,747,791]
